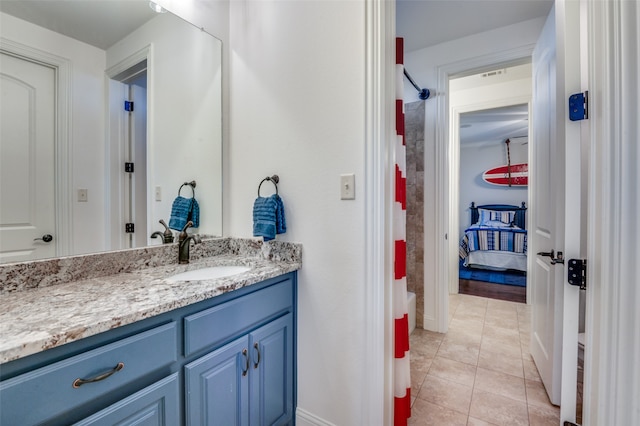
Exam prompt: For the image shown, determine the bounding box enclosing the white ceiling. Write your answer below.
[396,0,553,53]
[0,0,158,50]
[460,104,529,146]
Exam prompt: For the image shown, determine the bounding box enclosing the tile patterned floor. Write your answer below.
[409,294,561,426]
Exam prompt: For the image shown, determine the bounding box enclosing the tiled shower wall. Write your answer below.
[405,101,425,329]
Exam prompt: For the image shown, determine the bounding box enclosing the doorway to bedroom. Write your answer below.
[449,63,531,303]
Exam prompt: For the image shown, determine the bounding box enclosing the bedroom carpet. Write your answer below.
[459,260,527,287]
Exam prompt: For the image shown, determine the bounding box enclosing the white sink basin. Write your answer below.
[166,266,251,282]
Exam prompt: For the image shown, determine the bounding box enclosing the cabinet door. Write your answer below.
[185,336,250,426]
[73,373,180,426]
[249,314,294,426]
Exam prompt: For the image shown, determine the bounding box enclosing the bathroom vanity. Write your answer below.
[0,238,301,425]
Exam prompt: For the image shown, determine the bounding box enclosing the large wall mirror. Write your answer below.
[0,0,222,263]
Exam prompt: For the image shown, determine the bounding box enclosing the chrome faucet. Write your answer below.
[150,220,174,244]
[178,221,201,264]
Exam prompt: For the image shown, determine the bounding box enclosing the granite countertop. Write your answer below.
[0,238,302,364]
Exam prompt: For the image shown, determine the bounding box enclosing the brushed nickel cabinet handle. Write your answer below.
[242,349,249,376]
[253,342,261,369]
[73,362,124,388]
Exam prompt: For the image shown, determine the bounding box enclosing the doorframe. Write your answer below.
[433,45,536,332]
[448,96,532,302]
[0,38,72,257]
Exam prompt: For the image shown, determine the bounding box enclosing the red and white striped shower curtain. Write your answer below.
[393,37,411,426]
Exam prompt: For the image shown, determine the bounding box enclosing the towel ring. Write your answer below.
[178,180,197,198]
[258,175,279,197]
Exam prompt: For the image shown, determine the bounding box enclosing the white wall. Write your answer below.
[0,12,107,256]
[404,17,545,330]
[226,2,367,423]
[459,143,528,232]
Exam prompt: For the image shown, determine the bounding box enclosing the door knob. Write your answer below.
[34,234,53,243]
[537,249,555,258]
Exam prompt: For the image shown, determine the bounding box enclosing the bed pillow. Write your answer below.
[478,208,516,226]
[482,220,514,228]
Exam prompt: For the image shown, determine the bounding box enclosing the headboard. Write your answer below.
[470,202,527,229]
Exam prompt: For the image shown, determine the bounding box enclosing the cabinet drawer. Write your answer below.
[0,322,177,426]
[74,373,180,426]
[184,279,292,357]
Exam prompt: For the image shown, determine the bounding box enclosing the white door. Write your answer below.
[0,52,56,263]
[530,1,584,422]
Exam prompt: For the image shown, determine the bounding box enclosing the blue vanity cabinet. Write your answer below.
[0,272,297,426]
[185,313,294,426]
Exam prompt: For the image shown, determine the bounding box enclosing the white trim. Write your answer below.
[295,408,337,426]
[0,38,72,257]
[434,45,535,332]
[363,0,394,424]
[584,0,640,424]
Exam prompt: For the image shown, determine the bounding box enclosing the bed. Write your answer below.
[459,202,528,272]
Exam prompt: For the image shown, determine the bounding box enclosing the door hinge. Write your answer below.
[124,100,134,112]
[568,259,587,290]
[569,91,588,121]
[125,223,135,233]
[125,162,134,173]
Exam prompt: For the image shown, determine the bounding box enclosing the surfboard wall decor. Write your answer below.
[482,163,528,186]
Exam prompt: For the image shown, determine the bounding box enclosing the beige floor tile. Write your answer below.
[428,356,477,387]
[467,416,498,426]
[523,357,542,382]
[447,327,484,345]
[482,324,521,342]
[480,335,522,357]
[474,367,527,403]
[484,313,518,329]
[478,348,524,378]
[437,337,480,366]
[408,399,468,426]
[410,331,443,358]
[525,379,556,409]
[469,388,529,426]
[528,403,561,426]
[417,375,473,415]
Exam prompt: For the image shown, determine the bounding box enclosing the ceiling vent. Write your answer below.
[481,69,507,78]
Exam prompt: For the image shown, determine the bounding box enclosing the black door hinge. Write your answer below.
[125,162,134,173]
[125,223,135,233]
[568,259,587,290]
[124,100,134,112]
[569,91,588,121]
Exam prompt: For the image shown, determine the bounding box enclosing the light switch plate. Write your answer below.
[340,174,355,200]
[77,188,88,202]
[155,186,162,201]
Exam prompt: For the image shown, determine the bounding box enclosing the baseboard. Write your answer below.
[296,408,337,426]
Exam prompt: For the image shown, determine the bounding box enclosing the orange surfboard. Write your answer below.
[482,163,528,186]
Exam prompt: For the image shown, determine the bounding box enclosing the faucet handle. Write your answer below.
[181,221,194,233]
[159,219,170,231]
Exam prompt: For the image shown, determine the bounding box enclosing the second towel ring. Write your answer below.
[258,175,279,197]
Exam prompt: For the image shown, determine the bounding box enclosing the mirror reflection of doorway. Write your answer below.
[108,61,148,250]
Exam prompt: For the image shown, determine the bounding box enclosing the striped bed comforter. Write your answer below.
[459,226,528,259]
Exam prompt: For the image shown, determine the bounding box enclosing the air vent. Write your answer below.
[481,69,507,78]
